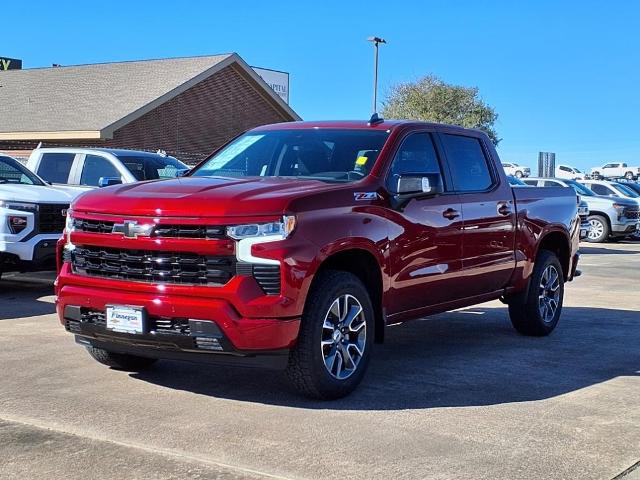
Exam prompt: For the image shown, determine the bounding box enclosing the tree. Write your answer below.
[381,75,500,145]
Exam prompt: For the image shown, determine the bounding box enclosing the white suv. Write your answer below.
[502,162,530,178]
[0,155,83,277]
[555,164,585,180]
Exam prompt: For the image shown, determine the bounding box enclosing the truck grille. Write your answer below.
[624,209,640,220]
[73,219,227,239]
[38,203,69,233]
[71,245,235,285]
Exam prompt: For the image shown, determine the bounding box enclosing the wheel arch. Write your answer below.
[310,247,386,344]
[536,230,571,280]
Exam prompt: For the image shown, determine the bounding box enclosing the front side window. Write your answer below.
[590,184,613,196]
[440,134,493,192]
[80,155,121,186]
[191,129,390,183]
[387,133,442,183]
[37,153,75,184]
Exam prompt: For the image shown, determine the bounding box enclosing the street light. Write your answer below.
[367,36,386,114]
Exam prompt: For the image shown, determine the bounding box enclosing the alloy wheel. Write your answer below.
[588,219,604,240]
[320,294,367,380]
[538,265,561,323]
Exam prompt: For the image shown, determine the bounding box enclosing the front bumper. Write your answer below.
[579,219,590,240]
[0,236,59,272]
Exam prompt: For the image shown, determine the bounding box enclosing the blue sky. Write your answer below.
[4,0,640,171]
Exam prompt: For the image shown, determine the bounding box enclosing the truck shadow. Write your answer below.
[0,273,56,320]
[131,306,640,410]
[579,246,640,255]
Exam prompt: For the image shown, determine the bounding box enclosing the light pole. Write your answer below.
[367,36,386,114]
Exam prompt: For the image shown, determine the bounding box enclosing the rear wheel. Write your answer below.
[515,170,523,178]
[286,270,374,399]
[625,171,635,180]
[586,215,609,243]
[508,250,564,336]
[86,346,157,371]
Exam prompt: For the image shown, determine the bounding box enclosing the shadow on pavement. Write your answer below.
[0,273,56,320]
[131,306,640,410]
[580,246,640,255]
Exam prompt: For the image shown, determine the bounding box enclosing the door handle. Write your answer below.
[442,208,460,220]
[497,202,512,216]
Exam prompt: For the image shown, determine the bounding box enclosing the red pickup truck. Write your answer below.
[56,120,581,399]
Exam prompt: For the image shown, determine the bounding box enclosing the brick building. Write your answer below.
[0,54,300,164]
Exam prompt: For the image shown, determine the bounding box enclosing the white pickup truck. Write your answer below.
[590,162,640,180]
[26,147,189,189]
[0,154,83,277]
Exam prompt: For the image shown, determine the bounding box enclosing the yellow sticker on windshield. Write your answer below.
[356,156,368,166]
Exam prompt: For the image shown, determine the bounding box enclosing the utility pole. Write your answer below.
[367,36,386,114]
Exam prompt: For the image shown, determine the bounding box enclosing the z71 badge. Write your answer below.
[354,192,379,201]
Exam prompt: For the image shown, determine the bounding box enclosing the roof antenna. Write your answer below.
[368,112,384,126]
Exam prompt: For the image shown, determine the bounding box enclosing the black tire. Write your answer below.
[285,270,374,400]
[86,346,157,371]
[586,214,609,243]
[508,250,564,336]
[515,170,523,178]
[625,171,634,180]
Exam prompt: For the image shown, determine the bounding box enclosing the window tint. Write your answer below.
[118,155,188,181]
[559,166,571,172]
[603,164,614,169]
[440,134,493,192]
[590,184,613,196]
[80,155,121,186]
[542,180,561,187]
[37,153,75,183]
[388,133,441,181]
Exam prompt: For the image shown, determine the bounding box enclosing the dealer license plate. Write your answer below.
[106,305,146,334]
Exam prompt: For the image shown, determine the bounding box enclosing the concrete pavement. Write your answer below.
[0,243,638,479]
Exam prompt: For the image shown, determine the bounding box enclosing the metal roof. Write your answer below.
[0,53,300,140]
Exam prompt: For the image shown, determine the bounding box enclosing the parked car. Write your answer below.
[56,120,580,399]
[580,179,640,204]
[523,177,639,242]
[577,200,590,240]
[0,154,83,277]
[27,148,189,189]
[507,175,529,186]
[589,162,640,180]
[502,162,530,178]
[614,179,640,196]
[555,164,586,180]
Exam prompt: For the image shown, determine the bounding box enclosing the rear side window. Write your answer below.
[542,180,561,187]
[37,153,75,183]
[440,134,493,192]
[590,184,613,196]
[388,133,441,178]
[80,155,121,186]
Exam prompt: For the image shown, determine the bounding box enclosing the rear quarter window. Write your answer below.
[37,153,75,183]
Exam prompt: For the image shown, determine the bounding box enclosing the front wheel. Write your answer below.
[508,250,565,336]
[86,346,157,371]
[625,171,635,180]
[286,270,374,399]
[515,170,523,178]
[586,215,609,243]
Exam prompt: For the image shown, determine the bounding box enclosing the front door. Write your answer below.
[386,132,464,314]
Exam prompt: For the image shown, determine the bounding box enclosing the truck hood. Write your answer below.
[586,195,639,208]
[72,176,347,218]
[0,184,83,204]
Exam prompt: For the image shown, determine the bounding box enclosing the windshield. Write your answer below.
[191,129,390,183]
[612,183,640,198]
[0,156,45,186]
[118,155,189,181]
[564,179,595,196]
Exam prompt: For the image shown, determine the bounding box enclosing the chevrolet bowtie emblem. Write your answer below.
[112,220,154,238]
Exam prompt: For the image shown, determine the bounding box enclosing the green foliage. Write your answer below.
[381,75,500,145]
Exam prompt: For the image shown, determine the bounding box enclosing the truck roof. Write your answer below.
[33,147,171,158]
[252,119,485,135]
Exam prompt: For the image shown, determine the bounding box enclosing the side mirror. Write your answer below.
[388,173,443,210]
[98,176,122,188]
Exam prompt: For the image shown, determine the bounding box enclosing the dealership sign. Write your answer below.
[0,57,22,70]
[252,67,289,104]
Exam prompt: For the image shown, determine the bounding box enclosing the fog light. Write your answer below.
[8,215,27,234]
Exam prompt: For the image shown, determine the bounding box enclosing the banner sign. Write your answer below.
[0,57,22,70]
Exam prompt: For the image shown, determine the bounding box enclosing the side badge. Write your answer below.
[354,192,379,201]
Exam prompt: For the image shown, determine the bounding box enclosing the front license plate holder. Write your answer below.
[106,305,147,334]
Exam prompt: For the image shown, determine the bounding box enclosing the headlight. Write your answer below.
[578,205,589,216]
[227,215,296,240]
[0,200,39,212]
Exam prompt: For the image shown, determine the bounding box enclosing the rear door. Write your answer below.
[437,132,517,297]
[386,131,464,313]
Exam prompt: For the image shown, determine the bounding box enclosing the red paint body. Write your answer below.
[55,121,580,362]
